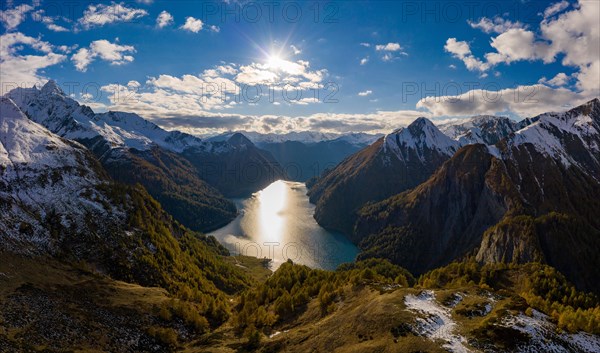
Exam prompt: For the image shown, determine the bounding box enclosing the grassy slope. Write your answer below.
[0,252,273,353]
[181,260,599,353]
[0,252,172,352]
[2,252,599,352]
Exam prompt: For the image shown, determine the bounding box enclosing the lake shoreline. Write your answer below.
[209,180,359,271]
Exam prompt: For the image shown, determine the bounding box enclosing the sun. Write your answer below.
[266,53,286,70]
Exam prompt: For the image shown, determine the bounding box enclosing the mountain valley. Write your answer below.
[1,85,599,353]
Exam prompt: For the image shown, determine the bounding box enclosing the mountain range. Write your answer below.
[209,131,381,182]
[6,81,286,231]
[5,82,598,294]
[2,83,599,351]
[0,95,249,290]
[309,98,600,293]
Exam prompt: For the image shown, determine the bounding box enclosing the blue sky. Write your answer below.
[1,0,598,134]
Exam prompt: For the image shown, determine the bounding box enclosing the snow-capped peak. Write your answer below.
[0,97,80,168]
[0,96,118,253]
[437,115,520,146]
[227,132,253,148]
[330,132,382,145]
[5,82,215,154]
[383,117,459,162]
[508,98,600,167]
[40,80,64,96]
[233,131,341,144]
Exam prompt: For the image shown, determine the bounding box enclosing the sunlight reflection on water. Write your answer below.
[209,180,358,271]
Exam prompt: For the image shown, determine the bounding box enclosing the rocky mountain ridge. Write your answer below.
[354,98,600,292]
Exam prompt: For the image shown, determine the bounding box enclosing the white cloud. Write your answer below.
[98,80,433,134]
[72,40,136,72]
[574,61,599,93]
[360,57,369,65]
[46,23,69,32]
[235,65,278,86]
[290,45,302,55]
[94,56,328,120]
[446,1,599,96]
[468,16,525,34]
[292,97,321,105]
[235,59,326,87]
[358,90,372,96]
[95,74,595,135]
[444,38,470,57]
[484,28,553,65]
[181,16,203,33]
[449,64,457,69]
[0,32,66,88]
[31,10,70,32]
[540,0,599,94]
[444,38,490,72]
[78,2,148,30]
[209,25,220,33]
[0,4,34,31]
[382,53,394,62]
[538,72,570,87]
[148,73,237,97]
[542,0,570,19]
[71,48,93,71]
[219,65,237,75]
[156,10,173,28]
[375,42,402,51]
[416,84,591,117]
[136,0,154,4]
[360,42,371,47]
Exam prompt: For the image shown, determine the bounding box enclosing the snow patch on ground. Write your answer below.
[486,145,502,158]
[444,292,464,308]
[405,290,472,353]
[501,309,600,353]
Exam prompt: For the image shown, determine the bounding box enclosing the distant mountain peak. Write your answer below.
[40,80,64,96]
[505,98,600,171]
[580,97,600,109]
[383,117,458,163]
[568,97,600,118]
[408,117,444,137]
[469,115,510,123]
[411,116,434,126]
[227,132,253,147]
[437,114,521,146]
[6,81,215,154]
